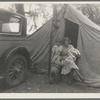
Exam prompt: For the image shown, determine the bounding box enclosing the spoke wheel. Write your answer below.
[5,54,27,87]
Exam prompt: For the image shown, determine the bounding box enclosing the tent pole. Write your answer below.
[48,4,57,76]
[48,22,53,76]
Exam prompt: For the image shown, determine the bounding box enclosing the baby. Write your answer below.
[68,47,80,61]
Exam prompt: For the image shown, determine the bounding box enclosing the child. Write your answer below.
[50,40,63,84]
[51,40,63,63]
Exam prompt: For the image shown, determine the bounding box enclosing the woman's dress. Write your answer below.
[61,45,80,75]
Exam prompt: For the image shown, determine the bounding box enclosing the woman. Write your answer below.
[50,37,80,84]
[61,37,80,84]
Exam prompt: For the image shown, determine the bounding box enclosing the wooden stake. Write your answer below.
[48,4,57,76]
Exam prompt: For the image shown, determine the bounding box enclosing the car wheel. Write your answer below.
[5,54,27,87]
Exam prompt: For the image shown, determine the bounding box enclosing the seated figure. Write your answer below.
[50,40,63,84]
[50,37,81,84]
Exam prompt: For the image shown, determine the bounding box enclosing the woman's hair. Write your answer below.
[62,37,71,44]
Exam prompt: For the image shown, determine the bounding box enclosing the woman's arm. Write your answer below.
[68,50,76,60]
[74,49,81,57]
[69,45,81,56]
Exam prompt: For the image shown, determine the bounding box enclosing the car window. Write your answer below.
[2,22,20,33]
[0,14,21,35]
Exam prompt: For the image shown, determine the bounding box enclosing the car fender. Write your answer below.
[0,46,31,74]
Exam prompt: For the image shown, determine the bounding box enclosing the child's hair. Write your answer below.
[55,40,63,45]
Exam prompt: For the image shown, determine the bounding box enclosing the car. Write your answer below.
[0,9,31,87]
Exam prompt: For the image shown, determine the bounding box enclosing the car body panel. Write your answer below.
[0,9,32,78]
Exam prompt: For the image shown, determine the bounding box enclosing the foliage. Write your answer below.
[1,3,100,34]
[0,3,63,34]
[74,4,100,25]
[25,4,53,33]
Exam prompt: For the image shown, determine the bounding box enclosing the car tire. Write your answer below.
[4,54,27,87]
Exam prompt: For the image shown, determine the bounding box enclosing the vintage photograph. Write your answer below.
[0,1,99,94]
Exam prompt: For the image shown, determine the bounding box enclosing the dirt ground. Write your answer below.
[0,71,100,93]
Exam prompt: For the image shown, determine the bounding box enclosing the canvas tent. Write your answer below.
[26,4,100,87]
